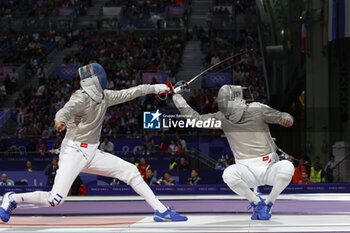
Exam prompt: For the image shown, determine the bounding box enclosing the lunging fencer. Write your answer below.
[0,63,187,223]
[172,85,294,220]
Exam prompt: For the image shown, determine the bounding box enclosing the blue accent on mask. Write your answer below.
[79,63,108,90]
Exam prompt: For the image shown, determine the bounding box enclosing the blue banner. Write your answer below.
[204,72,231,88]
[86,183,350,196]
[56,66,80,80]
[1,183,350,196]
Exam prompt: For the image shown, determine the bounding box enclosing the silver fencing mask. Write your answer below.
[216,85,246,123]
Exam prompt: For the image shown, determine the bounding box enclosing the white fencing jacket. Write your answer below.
[173,94,293,160]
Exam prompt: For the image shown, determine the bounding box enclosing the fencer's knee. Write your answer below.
[48,192,65,207]
[278,160,295,177]
[222,166,240,184]
[124,164,142,185]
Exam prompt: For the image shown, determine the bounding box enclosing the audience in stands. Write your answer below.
[99,137,115,154]
[292,160,302,183]
[168,157,178,170]
[26,0,90,17]
[198,28,266,104]
[178,157,190,171]
[298,171,313,184]
[45,157,58,186]
[7,142,20,155]
[215,158,229,170]
[187,169,202,185]
[24,160,37,172]
[138,157,152,180]
[168,139,178,155]
[145,168,158,185]
[310,161,325,183]
[160,170,175,185]
[0,173,13,185]
[325,155,336,183]
[0,173,12,186]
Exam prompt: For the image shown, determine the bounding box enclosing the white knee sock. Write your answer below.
[10,191,50,206]
[266,173,292,204]
[227,180,260,204]
[130,175,167,212]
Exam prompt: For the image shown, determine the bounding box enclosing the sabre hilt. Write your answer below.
[276,148,297,162]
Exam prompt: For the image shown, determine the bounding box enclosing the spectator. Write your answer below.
[45,157,59,186]
[7,142,20,155]
[160,140,168,154]
[310,163,325,183]
[26,138,36,153]
[129,156,139,166]
[24,160,37,172]
[178,157,190,171]
[176,144,185,155]
[298,171,313,184]
[175,135,187,151]
[139,144,150,155]
[0,174,13,186]
[187,169,202,185]
[145,168,158,185]
[149,139,159,153]
[0,138,8,152]
[99,137,115,153]
[298,158,307,173]
[36,138,47,155]
[313,156,323,170]
[215,158,229,170]
[325,155,336,183]
[227,156,235,165]
[138,157,151,180]
[0,81,6,101]
[160,170,175,185]
[168,139,178,155]
[292,160,302,183]
[9,69,19,85]
[169,157,178,170]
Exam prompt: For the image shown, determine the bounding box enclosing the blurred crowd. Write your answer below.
[0,0,91,18]
[196,27,266,103]
[63,30,184,84]
[212,0,256,15]
[292,155,337,184]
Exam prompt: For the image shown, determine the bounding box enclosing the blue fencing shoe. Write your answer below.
[154,207,188,222]
[248,202,258,220]
[0,192,17,223]
[249,197,271,220]
[265,202,273,216]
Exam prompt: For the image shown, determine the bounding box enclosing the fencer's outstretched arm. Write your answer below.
[260,103,294,127]
[172,94,223,129]
[105,84,169,107]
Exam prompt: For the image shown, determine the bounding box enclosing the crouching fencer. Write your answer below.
[172,85,294,220]
[0,63,187,223]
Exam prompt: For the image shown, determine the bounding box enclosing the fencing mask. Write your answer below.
[78,63,108,103]
[216,85,246,123]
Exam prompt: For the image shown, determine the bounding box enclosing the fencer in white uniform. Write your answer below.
[172,85,294,220]
[0,63,187,222]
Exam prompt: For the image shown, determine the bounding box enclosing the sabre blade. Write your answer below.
[187,49,253,85]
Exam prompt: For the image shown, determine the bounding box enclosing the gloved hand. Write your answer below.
[153,84,170,94]
[173,86,183,94]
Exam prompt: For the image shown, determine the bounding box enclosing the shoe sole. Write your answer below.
[154,216,188,222]
[0,207,10,223]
